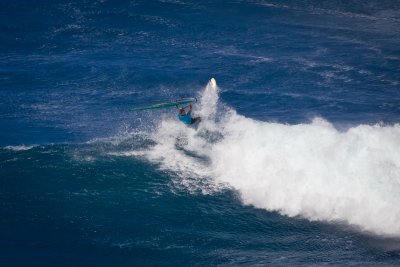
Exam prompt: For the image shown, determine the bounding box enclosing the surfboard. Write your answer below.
[209,78,216,88]
[130,98,197,112]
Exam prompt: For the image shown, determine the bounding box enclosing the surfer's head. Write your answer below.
[179,108,186,115]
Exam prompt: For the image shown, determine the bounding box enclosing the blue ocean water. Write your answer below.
[1,0,400,266]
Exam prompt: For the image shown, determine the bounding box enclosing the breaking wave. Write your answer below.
[131,80,400,236]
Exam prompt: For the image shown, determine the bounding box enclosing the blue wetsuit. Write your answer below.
[178,113,193,125]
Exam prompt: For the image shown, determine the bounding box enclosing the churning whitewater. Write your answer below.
[129,80,400,237]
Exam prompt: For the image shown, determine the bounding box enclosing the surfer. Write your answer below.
[178,104,200,126]
[131,77,216,127]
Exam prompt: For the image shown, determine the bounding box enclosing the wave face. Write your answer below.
[141,80,400,237]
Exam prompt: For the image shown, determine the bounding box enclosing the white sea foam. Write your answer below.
[132,79,400,237]
[3,145,37,151]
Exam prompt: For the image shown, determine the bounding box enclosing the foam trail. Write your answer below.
[139,79,400,237]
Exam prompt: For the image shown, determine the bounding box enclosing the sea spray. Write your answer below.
[196,78,219,121]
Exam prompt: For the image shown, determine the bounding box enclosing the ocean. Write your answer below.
[1,0,400,266]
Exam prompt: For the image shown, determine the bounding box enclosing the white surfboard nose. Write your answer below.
[209,78,216,88]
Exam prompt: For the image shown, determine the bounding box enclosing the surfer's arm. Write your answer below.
[188,104,192,114]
